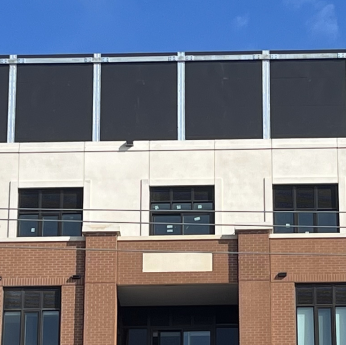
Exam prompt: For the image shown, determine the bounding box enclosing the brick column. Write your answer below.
[83,231,118,345]
[237,229,271,345]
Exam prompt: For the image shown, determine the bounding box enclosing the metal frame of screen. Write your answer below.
[1,51,346,143]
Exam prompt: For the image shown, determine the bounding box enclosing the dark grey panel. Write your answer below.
[16,64,93,142]
[185,61,263,140]
[104,52,176,57]
[270,49,346,54]
[271,60,346,138]
[18,54,93,58]
[0,66,9,142]
[101,63,177,141]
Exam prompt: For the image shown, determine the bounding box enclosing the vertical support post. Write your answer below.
[262,50,271,139]
[7,55,17,143]
[177,52,186,140]
[92,53,101,142]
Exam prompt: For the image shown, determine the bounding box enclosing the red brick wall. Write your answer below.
[238,230,271,345]
[117,239,238,285]
[269,237,346,345]
[0,241,85,345]
[83,232,118,345]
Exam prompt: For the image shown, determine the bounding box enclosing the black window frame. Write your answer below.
[18,188,83,237]
[2,287,61,345]
[296,284,346,345]
[273,184,339,233]
[150,186,215,236]
[119,305,239,345]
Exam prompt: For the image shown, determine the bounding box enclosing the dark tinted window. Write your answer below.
[3,288,60,345]
[150,186,214,235]
[18,188,83,237]
[101,63,177,141]
[186,61,262,140]
[16,64,93,142]
[273,185,338,233]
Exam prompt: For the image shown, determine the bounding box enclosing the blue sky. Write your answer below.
[0,0,345,54]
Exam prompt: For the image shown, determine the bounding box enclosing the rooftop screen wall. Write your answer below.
[0,51,345,143]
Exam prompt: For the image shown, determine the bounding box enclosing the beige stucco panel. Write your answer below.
[142,252,213,272]
[272,148,337,178]
[149,150,215,180]
[0,152,19,237]
[18,152,84,181]
[84,150,150,236]
[215,149,272,232]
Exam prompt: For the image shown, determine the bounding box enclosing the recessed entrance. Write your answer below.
[118,305,239,345]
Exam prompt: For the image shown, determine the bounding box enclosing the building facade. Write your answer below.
[0,50,346,345]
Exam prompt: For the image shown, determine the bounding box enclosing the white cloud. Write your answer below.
[307,4,339,39]
[233,15,249,30]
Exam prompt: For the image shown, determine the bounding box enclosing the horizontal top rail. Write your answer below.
[1,52,346,64]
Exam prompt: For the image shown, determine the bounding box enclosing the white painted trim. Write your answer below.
[270,233,346,239]
[272,177,338,184]
[0,236,84,242]
[118,234,237,241]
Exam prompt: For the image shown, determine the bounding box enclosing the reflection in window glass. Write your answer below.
[183,214,211,234]
[61,213,82,236]
[183,331,210,345]
[317,213,338,233]
[3,312,21,345]
[42,311,60,345]
[18,215,39,237]
[336,307,346,345]
[128,329,147,345]
[24,313,38,345]
[297,307,314,345]
[160,332,181,345]
[42,216,59,236]
[318,309,332,345]
[298,213,314,233]
[216,328,239,345]
[274,212,294,233]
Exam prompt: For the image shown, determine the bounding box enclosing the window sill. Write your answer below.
[270,233,346,239]
[118,234,236,241]
[0,236,85,242]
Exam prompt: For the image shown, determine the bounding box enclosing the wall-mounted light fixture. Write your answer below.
[276,272,287,279]
[125,140,134,147]
[71,274,82,280]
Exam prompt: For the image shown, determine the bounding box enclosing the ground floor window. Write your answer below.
[2,287,60,345]
[296,284,346,345]
[119,305,238,345]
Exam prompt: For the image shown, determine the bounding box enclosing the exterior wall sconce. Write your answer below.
[276,272,287,279]
[71,274,82,280]
[125,140,134,147]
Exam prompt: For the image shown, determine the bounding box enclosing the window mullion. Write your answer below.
[59,189,63,236]
[38,191,42,237]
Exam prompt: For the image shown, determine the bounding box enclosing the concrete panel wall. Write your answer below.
[0,138,345,238]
